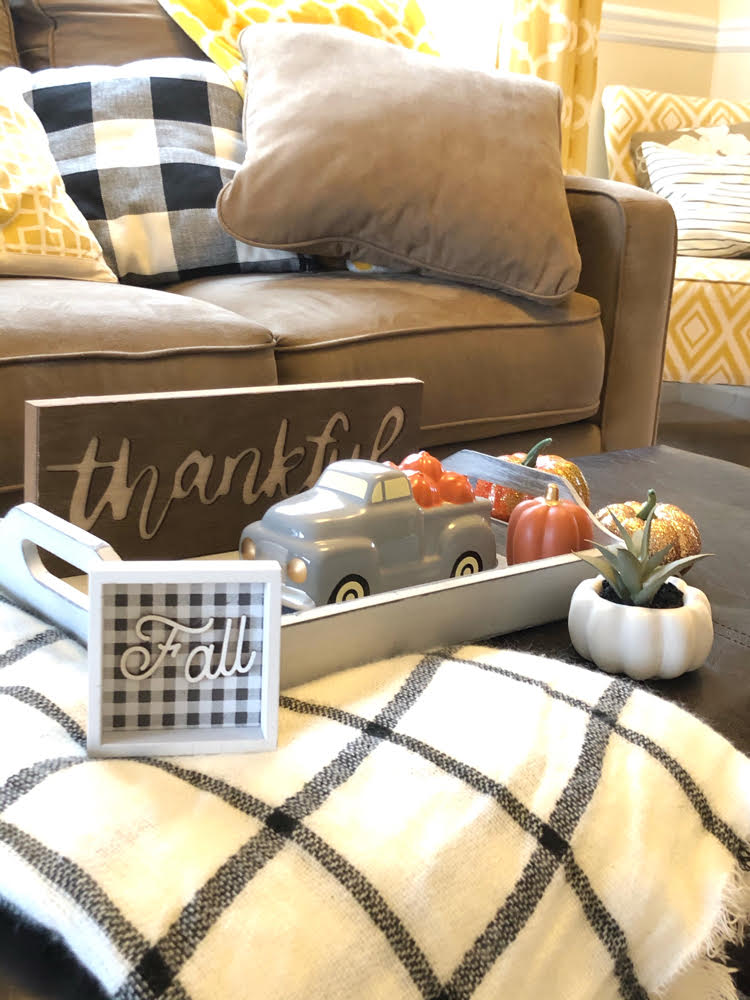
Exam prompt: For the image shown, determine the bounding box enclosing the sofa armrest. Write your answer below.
[565,176,677,451]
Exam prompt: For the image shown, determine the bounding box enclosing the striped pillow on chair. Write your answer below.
[637,140,750,258]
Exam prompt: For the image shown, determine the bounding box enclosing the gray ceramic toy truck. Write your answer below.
[239,459,497,611]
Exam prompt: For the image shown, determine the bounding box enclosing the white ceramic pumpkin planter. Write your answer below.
[567,493,714,681]
[568,574,714,680]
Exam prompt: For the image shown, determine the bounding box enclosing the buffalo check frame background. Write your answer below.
[88,561,281,757]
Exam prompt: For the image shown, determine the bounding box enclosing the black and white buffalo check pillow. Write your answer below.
[18,59,311,286]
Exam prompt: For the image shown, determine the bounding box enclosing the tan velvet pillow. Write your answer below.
[218,24,581,305]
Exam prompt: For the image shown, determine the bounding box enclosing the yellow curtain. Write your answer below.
[504,0,602,174]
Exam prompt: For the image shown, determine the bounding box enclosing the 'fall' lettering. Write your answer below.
[120,615,257,683]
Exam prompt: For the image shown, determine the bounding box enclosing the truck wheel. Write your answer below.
[451,552,483,578]
[328,575,370,604]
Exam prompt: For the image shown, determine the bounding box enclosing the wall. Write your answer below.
[589,0,750,177]
[719,0,750,18]
[610,0,717,15]
[711,0,750,98]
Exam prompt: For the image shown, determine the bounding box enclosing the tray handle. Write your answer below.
[0,503,119,643]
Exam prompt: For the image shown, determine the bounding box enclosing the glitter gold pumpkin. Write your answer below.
[475,438,590,522]
[594,488,701,564]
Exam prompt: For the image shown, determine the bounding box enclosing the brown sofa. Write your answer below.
[0,0,678,517]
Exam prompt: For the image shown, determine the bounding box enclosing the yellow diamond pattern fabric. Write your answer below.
[666,257,750,385]
[0,73,116,283]
[602,84,750,386]
[156,0,437,95]
[505,0,603,174]
[602,84,750,185]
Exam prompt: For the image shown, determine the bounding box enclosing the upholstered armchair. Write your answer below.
[602,84,750,386]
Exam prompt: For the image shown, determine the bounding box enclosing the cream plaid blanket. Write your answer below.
[0,592,749,1000]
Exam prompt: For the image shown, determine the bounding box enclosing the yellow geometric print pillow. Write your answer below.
[0,79,116,283]
[156,0,437,95]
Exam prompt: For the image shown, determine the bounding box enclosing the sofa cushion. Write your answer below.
[1,0,18,66]
[0,75,116,281]
[169,272,605,446]
[0,277,277,503]
[20,58,307,286]
[218,24,581,306]
[10,0,208,70]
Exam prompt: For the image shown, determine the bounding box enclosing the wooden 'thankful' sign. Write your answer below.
[25,379,422,561]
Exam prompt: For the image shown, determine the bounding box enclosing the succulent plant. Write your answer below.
[576,499,711,607]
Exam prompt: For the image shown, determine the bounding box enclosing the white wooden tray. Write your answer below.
[0,451,616,689]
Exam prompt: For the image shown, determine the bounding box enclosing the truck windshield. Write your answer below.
[318,469,369,499]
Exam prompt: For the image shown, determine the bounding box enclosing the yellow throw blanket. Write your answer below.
[156,0,437,94]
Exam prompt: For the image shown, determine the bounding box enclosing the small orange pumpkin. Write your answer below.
[399,450,443,483]
[438,471,474,504]
[405,470,441,507]
[506,484,592,565]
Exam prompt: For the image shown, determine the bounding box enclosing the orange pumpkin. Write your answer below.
[405,470,441,507]
[438,471,474,504]
[506,484,592,565]
[595,489,701,564]
[475,438,590,521]
[399,450,443,483]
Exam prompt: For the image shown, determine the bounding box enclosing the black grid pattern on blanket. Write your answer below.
[101,581,265,732]
[19,59,312,286]
[0,592,748,1000]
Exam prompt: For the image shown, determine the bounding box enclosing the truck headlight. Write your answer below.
[287,557,307,583]
[240,537,256,560]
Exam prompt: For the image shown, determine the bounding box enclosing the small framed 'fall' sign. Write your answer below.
[87,561,281,757]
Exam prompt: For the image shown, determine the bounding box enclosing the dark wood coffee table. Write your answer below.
[447,444,750,757]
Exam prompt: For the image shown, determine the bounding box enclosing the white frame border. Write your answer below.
[87,561,281,757]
